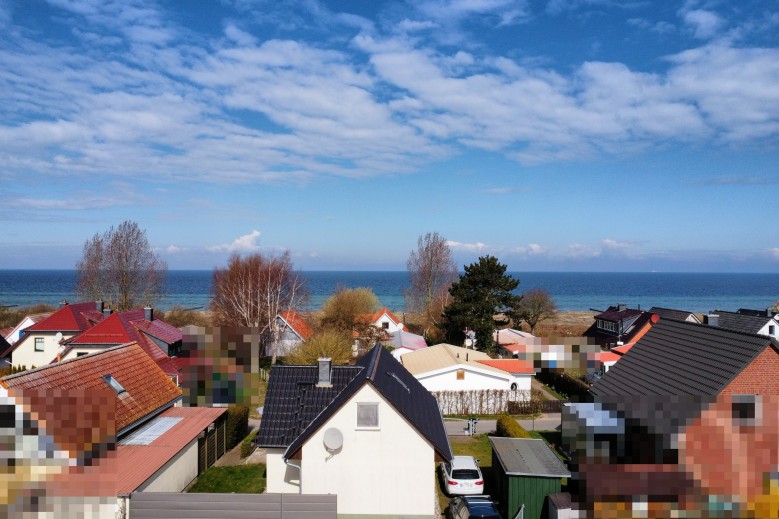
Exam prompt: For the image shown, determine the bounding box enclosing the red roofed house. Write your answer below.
[58,306,184,380]
[266,310,314,358]
[4,300,104,370]
[0,343,227,516]
[368,307,405,333]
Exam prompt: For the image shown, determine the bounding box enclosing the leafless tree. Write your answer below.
[517,288,557,334]
[76,220,167,311]
[405,232,458,340]
[210,251,308,358]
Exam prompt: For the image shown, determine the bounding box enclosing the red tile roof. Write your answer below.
[611,344,633,355]
[599,351,622,364]
[44,406,226,497]
[280,310,313,341]
[369,307,403,327]
[26,302,102,333]
[476,359,536,374]
[58,308,183,377]
[1,343,181,434]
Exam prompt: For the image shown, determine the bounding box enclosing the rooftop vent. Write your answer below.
[317,357,332,388]
[708,314,720,327]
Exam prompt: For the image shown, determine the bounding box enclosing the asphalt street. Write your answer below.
[444,413,561,435]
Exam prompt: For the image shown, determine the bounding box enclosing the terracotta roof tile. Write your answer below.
[279,310,313,341]
[1,343,181,434]
[476,358,536,374]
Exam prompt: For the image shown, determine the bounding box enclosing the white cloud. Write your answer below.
[602,238,633,250]
[207,230,262,253]
[447,240,488,251]
[165,245,185,254]
[769,248,779,260]
[682,9,723,39]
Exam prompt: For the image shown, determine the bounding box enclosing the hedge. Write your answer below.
[535,369,591,402]
[226,405,249,450]
[240,429,258,459]
[495,413,532,439]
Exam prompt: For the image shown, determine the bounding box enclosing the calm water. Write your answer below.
[0,270,777,313]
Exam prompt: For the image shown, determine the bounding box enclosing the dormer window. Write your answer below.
[102,374,126,395]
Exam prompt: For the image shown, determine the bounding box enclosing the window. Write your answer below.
[34,337,44,352]
[356,402,379,429]
[381,322,389,330]
[76,352,89,357]
[769,325,776,336]
[102,374,126,395]
[732,394,760,426]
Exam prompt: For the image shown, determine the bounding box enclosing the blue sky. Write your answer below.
[1,0,778,272]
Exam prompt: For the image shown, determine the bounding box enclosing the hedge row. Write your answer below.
[495,413,532,439]
[240,429,258,459]
[226,405,249,450]
[535,369,591,402]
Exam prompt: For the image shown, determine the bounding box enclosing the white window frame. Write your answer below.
[356,402,379,430]
[732,394,761,427]
[34,337,44,352]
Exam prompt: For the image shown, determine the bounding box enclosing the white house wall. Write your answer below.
[415,366,527,392]
[12,333,74,369]
[300,384,437,517]
[136,439,199,493]
[266,448,300,494]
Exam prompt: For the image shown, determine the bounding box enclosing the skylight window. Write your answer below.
[102,374,126,395]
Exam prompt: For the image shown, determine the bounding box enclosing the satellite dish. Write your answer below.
[55,332,63,342]
[323,427,343,452]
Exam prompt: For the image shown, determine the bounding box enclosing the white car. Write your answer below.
[441,456,484,495]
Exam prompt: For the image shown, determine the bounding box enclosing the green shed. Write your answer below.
[489,437,571,519]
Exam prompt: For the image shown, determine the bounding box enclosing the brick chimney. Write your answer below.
[96,300,104,313]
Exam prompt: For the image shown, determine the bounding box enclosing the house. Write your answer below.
[4,300,103,369]
[2,310,52,345]
[59,306,184,378]
[1,343,227,516]
[706,309,779,338]
[368,307,405,333]
[257,344,451,518]
[489,437,571,519]
[266,310,314,358]
[493,328,535,349]
[385,329,428,359]
[583,304,657,349]
[400,344,535,414]
[564,318,779,518]
[648,306,702,324]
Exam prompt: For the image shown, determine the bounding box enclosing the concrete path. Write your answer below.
[531,378,559,400]
[214,417,266,466]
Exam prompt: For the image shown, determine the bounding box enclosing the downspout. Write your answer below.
[284,458,302,490]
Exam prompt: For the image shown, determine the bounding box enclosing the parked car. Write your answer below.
[446,495,503,519]
[441,456,484,495]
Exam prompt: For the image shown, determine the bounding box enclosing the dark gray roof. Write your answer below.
[257,364,361,447]
[258,344,452,461]
[707,310,774,335]
[489,437,570,478]
[648,307,700,323]
[591,318,776,398]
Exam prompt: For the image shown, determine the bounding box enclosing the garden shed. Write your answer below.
[489,437,571,519]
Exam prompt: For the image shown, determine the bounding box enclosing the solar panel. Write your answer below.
[120,416,183,446]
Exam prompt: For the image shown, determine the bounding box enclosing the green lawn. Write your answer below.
[188,464,266,493]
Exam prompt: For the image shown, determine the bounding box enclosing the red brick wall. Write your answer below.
[722,345,779,395]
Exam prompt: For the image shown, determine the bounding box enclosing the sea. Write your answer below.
[0,270,778,314]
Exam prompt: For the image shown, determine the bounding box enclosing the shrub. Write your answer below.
[496,413,532,439]
[535,369,591,402]
[240,429,258,458]
[225,405,249,449]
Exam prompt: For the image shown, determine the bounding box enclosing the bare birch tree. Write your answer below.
[405,232,458,340]
[76,221,166,311]
[210,251,308,358]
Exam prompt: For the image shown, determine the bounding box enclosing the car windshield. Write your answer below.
[452,469,480,479]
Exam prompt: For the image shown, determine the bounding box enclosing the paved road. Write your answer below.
[444,413,561,436]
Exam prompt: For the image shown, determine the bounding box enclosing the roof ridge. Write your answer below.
[1,342,138,382]
[663,315,774,340]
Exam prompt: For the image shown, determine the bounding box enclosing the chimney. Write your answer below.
[618,304,627,312]
[317,357,332,387]
[96,300,104,313]
[144,306,153,321]
[103,307,112,318]
[708,313,720,327]
[59,299,69,309]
